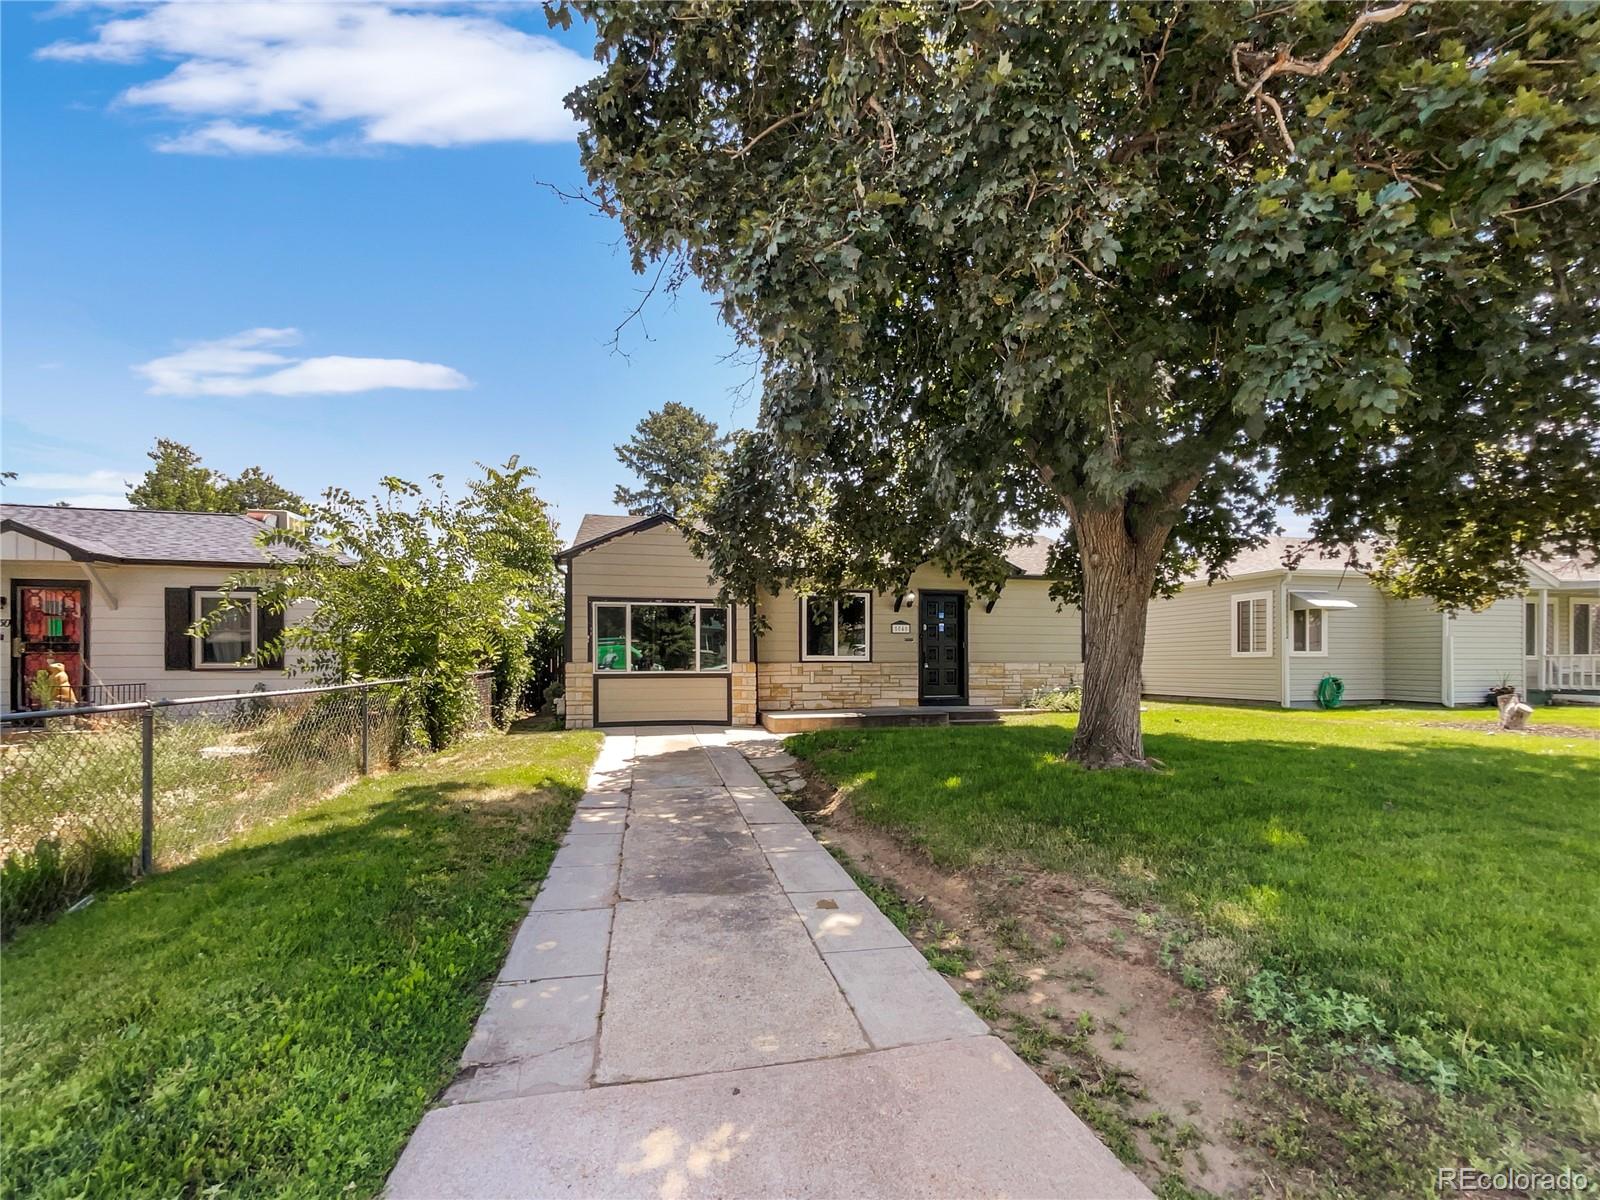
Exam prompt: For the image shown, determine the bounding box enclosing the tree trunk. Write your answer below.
[1069,503,1167,769]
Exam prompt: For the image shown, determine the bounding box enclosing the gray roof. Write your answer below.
[562,513,1056,576]
[1,504,298,567]
[1530,550,1599,584]
[1187,536,1371,581]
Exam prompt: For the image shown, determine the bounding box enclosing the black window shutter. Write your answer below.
[257,603,285,669]
[164,588,194,670]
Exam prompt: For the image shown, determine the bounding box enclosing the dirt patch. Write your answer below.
[1422,720,1600,740]
[784,765,1437,1198]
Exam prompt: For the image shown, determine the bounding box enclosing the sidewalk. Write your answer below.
[388,727,1149,1199]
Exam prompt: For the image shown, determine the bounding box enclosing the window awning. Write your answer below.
[1289,589,1359,609]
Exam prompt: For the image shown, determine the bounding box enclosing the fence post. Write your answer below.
[359,684,371,776]
[139,705,155,875]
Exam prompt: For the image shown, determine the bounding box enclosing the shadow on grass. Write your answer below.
[0,734,588,1200]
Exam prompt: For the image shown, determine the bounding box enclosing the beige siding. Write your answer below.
[1383,598,1444,704]
[756,567,1080,666]
[1447,598,1523,706]
[594,675,728,724]
[1142,576,1282,703]
[1285,574,1386,704]
[1,559,306,710]
[568,523,749,664]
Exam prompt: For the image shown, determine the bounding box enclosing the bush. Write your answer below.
[1024,684,1082,712]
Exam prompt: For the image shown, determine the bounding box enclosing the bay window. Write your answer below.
[592,602,731,672]
[802,593,870,660]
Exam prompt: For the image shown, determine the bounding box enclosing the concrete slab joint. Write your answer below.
[391,725,1152,1200]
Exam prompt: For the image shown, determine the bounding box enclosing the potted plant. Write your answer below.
[1487,673,1519,710]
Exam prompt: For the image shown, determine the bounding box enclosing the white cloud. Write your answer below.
[38,3,596,154]
[155,119,305,155]
[135,327,471,397]
[10,469,132,491]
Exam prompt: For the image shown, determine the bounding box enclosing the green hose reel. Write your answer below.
[1317,675,1345,709]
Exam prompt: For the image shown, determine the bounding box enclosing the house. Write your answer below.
[1,504,305,712]
[556,513,1081,728]
[557,517,1594,728]
[1143,538,1600,708]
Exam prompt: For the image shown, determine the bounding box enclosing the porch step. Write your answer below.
[760,706,1004,734]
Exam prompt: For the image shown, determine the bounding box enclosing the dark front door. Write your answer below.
[919,591,966,704]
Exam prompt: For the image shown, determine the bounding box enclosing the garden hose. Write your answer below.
[1317,675,1345,709]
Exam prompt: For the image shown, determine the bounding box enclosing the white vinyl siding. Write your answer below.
[0,559,305,710]
[1446,598,1526,706]
[1142,577,1281,703]
[1286,576,1387,704]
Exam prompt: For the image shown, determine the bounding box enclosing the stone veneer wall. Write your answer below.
[731,661,758,726]
[967,662,1082,708]
[756,661,920,711]
[564,662,594,729]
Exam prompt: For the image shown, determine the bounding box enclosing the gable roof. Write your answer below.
[1528,550,1599,586]
[559,513,1058,577]
[0,504,300,568]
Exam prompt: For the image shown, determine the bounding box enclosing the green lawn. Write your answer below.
[0,726,601,1200]
[790,704,1599,1094]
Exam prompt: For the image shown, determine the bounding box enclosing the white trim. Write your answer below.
[1229,591,1272,657]
[1441,611,1454,707]
[193,589,257,669]
[1278,577,1291,706]
[1290,605,1329,656]
[1573,600,1596,657]
[800,592,873,661]
[590,600,732,674]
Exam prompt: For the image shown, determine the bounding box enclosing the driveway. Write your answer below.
[388,727,1149,1199]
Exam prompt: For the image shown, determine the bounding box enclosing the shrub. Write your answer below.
[1024,684,1083,712]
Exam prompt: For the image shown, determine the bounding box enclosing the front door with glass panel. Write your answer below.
[11,581,89,710]
[919,592,965,704]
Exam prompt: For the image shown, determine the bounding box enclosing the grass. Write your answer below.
[789,704,1600,1103]
[0,725,601,1199]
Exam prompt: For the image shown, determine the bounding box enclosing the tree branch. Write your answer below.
[729,99,821,159]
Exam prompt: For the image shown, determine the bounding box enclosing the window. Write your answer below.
[802,593,870,660]
[1230,592,1271,657]
[591,602,730,672]
[1576,602,1596,657]
[1291,606,1326,655]
[1526,601,1557,656]
[195,591,256,668]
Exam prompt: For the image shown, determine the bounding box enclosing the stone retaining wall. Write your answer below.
[967,662,1081,708]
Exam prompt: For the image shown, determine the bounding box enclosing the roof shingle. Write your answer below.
[1,504,300,567]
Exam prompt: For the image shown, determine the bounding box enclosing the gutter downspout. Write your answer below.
[1279,575,1291,708]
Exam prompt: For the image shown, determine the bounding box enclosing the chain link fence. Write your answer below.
[1,673,494,934]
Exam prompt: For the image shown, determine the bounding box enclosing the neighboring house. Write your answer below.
[1,504,305,711]
[557,513,1080,728]
[557,517,1596,728]
[1523,551,1600,696]
[1143,538,1599,708]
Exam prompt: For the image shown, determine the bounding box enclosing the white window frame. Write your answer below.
[1574,601,1597,657]
[800,592,872,661]
[1229,591,1273,658]
[194,590,258,670]
[1290,605,1328,656]
[590,600,731,674]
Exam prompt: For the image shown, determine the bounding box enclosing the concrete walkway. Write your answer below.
[389,728,1149,1199]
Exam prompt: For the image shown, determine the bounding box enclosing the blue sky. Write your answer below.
[1,2,753,539]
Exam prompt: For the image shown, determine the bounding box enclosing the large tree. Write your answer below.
[126,439,304,513]
[613,401,729,516]
[566,1,1600,766]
